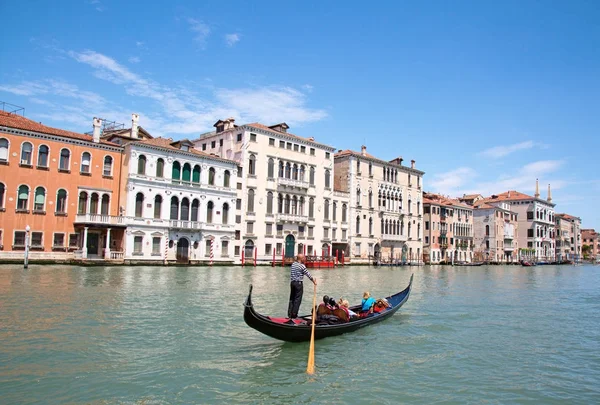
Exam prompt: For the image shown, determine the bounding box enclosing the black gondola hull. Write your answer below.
[243,275,413,342]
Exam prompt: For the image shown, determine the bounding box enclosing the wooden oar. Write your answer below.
[306,282,317,374]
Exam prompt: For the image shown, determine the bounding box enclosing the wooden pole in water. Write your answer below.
[272,248,275,267]
[254,247,257,267]
[306,282,317,375]
[241,249,245,266]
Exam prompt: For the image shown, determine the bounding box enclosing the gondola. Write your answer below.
[243,274,413,342]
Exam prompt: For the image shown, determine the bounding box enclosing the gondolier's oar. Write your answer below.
[306,282,317,374]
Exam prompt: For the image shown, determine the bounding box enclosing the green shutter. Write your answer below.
[172,162,181,180]
[35,189,45,204]
[19,186,28,200]
[192,166,200,183]
[182,164,191,182]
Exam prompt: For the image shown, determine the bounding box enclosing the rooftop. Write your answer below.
[133,137,237,164]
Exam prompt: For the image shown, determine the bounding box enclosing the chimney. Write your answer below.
[308,137,315,141]
[535,178,540,198]
[92,117,102,143]
[131,113,140,139]
[361,145,367,156]
[224,117,235,131]
[547,184,552,203]
[508,191,511,198]
[411,159,416,169]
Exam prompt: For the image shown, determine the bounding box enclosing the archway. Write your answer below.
[373,243,381,261]
[285,234,295,258]
[401,244,408,263]
[176,238,189,263]
[245,240,255,259]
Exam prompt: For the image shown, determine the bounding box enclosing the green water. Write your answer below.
[0,264,599,404]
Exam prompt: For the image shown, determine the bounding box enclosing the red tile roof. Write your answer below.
[135,137,237,164]
[556,213,580,221]
[334,149,378,160]
[481,190,535,202]
[0,111,118,146]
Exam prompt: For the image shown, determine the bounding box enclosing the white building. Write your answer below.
[192,119,339,264]
[472,200,519,263]
[334,146,424,264]
[122,137,237,263]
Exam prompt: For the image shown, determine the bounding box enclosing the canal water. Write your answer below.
[1,264,599,404]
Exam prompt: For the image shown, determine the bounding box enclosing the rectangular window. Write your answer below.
[528,229,534,237]
[294,144,299,151]
[250,133,257,142]
[222,241,228,256]
[31,232,43,247]
[237,183,242,190]
[527,211,534,220]
[310,148,315,156]
[307,245,313,255]
[355,243,361,256]
[266,223,273,235]
[152,237,161,255]
[269,138,275,146]
[276,224,283,236]
[265,244,272,255]
[220,139,223,147]
[134,236,143,254]
[425,236,429,244]
[300,146,306,153]
[279,141,285,148]
[235,230,240,240]
[286,142,292,150]
[246,222,254,235]
[236,215,241,224]
[202,143,207,151]
[527,242,533,248]
[205,240,211,257]
[342,230,347,240]
[237,133,243,142]
[425,221,430,230]
[308,226,314,237]
[53,233,65,248]
[325,152,330,159]
[69,233,79,248]
[276,243,282,255]
[324,228,329,238]
[211,141,216,148]
[236,199,242,210]
[13,231,26,247]
[299,226,305,236]
[234,246,240,256]
[332,229,336,240]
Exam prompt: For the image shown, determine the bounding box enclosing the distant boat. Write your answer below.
[461,262,484,267]
[520,260,535,267]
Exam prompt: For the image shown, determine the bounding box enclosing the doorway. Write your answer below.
[285,234,295,258]
[176,238,189,263]
[87,233,99,256]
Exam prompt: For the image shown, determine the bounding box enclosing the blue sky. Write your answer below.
[1,1,599,229]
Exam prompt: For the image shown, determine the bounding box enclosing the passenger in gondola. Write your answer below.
[361,291,376,312]
[316,295,337,316]
[337,298,358,319]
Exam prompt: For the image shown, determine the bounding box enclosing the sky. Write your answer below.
[1,0,599,229]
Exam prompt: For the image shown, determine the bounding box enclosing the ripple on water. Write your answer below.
[1,264,600,404]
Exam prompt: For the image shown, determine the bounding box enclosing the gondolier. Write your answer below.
[288,254,317,319]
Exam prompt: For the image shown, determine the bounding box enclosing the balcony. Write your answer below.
[382,234,408,242]
[440,215,447,222]
[277,177,310,189]
[170,220,202,229]
[75,214,127,226]
[504,235,514,240]
[276,213,309,223]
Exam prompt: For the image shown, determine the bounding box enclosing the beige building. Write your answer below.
[334,146,424,264]
[472,200,519,263]
[192,119,340,264]
[555,213,582,261]
[581,229,599,261]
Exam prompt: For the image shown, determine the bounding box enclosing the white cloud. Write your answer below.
[428,167,477,196]
[225,33,240,47]
[128,56,141,64]
[188,18,211,48]
[479,140,535,159]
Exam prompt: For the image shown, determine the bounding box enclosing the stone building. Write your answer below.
[472,200,519,263]
[555,213,582,261]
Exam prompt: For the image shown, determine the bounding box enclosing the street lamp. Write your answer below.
[24,225,30,269]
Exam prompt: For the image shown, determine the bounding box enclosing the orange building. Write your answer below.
[0,111,124,261]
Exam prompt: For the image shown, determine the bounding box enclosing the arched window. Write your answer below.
[247,189,255,212]
[207,201,214,223]
[325,170,331,188]
[56,189,67,213]
[223,170,230,187]
[153,195,162,219]
[34,187,45,211]
[80,152,91,173]
[299,165,305,181]
[134,193,144,217]
[266,191,273,214]
[222,203,229,224]
[267,158,274,178]
[401,220,404,235]
[309,167,315,185]
[324,199,330,220]
[38,145,49,167]
[342,204,347,222]
[356,188,360,205]
[285,194,291,214]
[20,142,33,165]
[180,198,190,220]
[356,216,361,234]
[279,161,284,177]
[0,138,8,162]
[208,168,215,185]
[101,194,110,215]
[172,161,181,181]
[485,225,490,236]
[59,148,70,170]
[369,217,373,235]
[17,185,29,210]
[309,197,315,218]
[103,156,113,176]
[368,162,372,176]
[91,193,99,214]
[191,199,199,221]
[182,163,191,183]
[369,190,373,208]
[293,164,298,180]
[192,165,201,183]
[417,201,421,215]
[156,158,164,178]
[285,162,291,178]
[278,193,283,213]
[137,155,146,175]
[245,240,255,258]
[78,192,88,214]
[292,196,298,215]
[170,197,179,220]
[248,154,256,175]
[332,202,337,221]
[299,196,305,215]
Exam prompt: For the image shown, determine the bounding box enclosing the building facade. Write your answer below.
[334,146,424,264]
[192,119,338,264]
[0,111,124,261]
[121,138,237,263]
[581,229,599,261]
[472,200,519,263]
[555,214,582,261]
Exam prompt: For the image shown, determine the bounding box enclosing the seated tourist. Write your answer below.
[361,291,376,312]
[337,298,358,318]
[373,298,391,313]
[317,295,339,317]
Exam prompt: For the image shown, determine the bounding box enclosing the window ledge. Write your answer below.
[80,172,91,176]
[33,210,46,215]
[52,246,67,251]
[102,175,113,179]
[151,253,162,256]
[0,208,5,212]
[36,166,49,171]
[55,212,68,217]
[12,245,26,250]
[132,252,144,256]
[19,163,33,168]
[30,246,44,251]
[0,160,8,165]
[58,169,71,174]
[15,209,30,214]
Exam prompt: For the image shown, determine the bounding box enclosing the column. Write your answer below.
[105,227,112,259]
[82,227,89,259]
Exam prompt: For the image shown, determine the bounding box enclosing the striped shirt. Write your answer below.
[290,261,314,282]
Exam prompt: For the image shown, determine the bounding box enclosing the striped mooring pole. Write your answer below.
[210,238,214,266]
